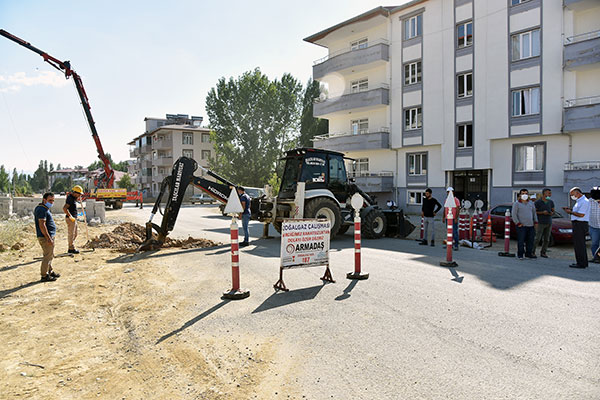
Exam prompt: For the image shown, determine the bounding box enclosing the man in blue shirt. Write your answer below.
[563,187,590,268]
[237,186,251,247]
[34,192,60,281]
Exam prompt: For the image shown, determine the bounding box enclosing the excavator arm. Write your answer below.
[0,29,115,188]
[139,157,237,251]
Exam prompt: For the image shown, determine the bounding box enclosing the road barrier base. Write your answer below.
[498,252,516,257]
[222,289,250,300]
[346,271,369,280]
[440,261,458,267]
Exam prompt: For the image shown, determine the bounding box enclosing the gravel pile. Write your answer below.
[85,222,220,253]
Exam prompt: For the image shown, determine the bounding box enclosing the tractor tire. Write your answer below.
[304,197,342,238]
[337,225,350,235]
[113,201,123,210]
[273,220,283,234]
[362,209,387,239]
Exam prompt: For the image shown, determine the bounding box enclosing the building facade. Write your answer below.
[128,114,214,198]
[306,0,600,212]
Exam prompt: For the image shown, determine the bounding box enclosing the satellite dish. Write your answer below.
[475,199,484,209]
[351,193,364,210]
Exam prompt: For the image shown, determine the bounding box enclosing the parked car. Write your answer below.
[483,204,573,246]
[190,193,216,204]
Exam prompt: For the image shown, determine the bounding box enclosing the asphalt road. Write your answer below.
[114,204,600,399]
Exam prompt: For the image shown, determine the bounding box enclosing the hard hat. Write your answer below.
[72,185,83,194]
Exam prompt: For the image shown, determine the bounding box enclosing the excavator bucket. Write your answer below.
[137,222,164,251]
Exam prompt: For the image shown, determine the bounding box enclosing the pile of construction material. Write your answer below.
[85,222,220,253]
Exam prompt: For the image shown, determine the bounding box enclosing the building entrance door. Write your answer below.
[453,170,489,210]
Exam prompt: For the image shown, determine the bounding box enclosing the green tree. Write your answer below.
[205,68,302,187]
[30,160,49,192]
[117,174,135,191]
[297,78,329,147]
[88,154,128,172]
[0,165,10,193]
[51,177,70,193]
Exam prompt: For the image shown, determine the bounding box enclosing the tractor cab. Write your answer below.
[278,148,350,204]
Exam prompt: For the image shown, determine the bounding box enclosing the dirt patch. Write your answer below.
[85,222,221,253]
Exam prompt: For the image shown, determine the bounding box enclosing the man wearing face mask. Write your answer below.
[534,188,554,258]
[589,187,600,264]
[512,188,538,260]
[34,192,60,282]
[563,187,590,268]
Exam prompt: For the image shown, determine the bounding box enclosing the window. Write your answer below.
[512,29,540,61]
[458,124,473,148]
[350,38,368,51]
[182,149,194,159]
[511,0,532,5]
[408,191,424,205]
[350,78,368,93]
[404,15,422,40]
[201,150,211,160]
[408,153,427,176]
[457,72,473,98]
[405,107,422,130]
[512,87,540,116]
[515,143,544,172]
[201,133,210,143]
[351,119,368,135]
[404,61,422,85]
[328,155,347,186]
[350,158,369,177]
[457,21,473,48]
[182,132,193,145]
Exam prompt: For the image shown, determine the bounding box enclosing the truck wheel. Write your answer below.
[363,209,387,239]
[114,201,123,210]
[337,225,350,235]
[304,198,342,237]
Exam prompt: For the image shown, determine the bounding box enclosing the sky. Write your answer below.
[0,0,410,176]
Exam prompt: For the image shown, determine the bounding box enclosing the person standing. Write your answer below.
[420,188,442,247]
[63,185,83,254]
[589,186,600,264]
[533,188,554,258]
[237,186,251,247]
[563,187,590,269]
[35,192,60,282]
[442,187,460,251]
[512,188,538,260]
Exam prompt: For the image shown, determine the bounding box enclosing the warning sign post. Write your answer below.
[274,218,334,291]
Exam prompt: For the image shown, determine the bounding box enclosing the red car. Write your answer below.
[483,204,573,246]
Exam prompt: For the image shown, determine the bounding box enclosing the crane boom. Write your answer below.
[0,29,115,188]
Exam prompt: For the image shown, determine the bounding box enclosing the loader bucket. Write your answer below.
[137,222,165,251]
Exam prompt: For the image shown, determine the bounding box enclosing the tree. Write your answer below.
[56,163,62,170]
[30,160,49,192]
[117,174,135,191]
[51,177,70,193]
[88,154,127,172]
[0,165,10,193]
[205,68,302,187]
[297,78,329,147]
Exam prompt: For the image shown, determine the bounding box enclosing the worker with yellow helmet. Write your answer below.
[63,185,83,254]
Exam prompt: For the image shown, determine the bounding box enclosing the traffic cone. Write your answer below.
[483,215,494,243]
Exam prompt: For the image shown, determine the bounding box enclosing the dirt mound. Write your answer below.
[85,222,220,253]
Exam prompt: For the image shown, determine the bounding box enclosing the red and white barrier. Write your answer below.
[347,215,369,280]
[498,209,515,257]
[440,209,458,267]
[417,216,424,241]
[223,218,250,299]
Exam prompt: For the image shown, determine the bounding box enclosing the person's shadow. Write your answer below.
[1,281,43,299]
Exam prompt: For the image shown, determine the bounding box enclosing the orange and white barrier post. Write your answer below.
[347,214,369,280]
[223,217,250,299]
[498,209,515,257]
[440,209,458,267]
[417,216,424,241]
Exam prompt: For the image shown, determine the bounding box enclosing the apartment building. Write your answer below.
[306,0,600,212]
[128,114,214,198]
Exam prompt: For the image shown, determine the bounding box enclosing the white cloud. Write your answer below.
[0,71,69,93]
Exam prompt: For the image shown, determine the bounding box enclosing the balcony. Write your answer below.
[313,84,389,117]
[313,128,390,152]
[563,96,600,132]
[153,156,174,167]
[564,30,600,70]
[140,144,152,154]
[140,176,151,185]
[154,173,168,182]
[564,0,599,11]
[313,39,389,80]
[152,137,173,150]
[349,171,394,193]
[129,147,140,158]
[563,161,600,192]
[141,160,152,169]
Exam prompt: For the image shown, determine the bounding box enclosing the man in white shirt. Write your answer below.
[563,187,590,269]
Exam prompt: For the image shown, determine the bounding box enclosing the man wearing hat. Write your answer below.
[63,185,83,254]
[442,187,460,251]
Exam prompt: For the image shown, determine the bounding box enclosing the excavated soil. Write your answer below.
[85,222,220,253]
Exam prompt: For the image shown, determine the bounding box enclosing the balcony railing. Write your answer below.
[152,137,173,150]
[564,161,600,170]
[348,171,394,178]
[565,95,600,108]
[313,127,390,141]
[315,83,390,102]
[564,29,600,45]
[313,38,390,65]
[153,156,174,167]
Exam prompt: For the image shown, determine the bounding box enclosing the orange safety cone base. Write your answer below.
[222,289,250,300]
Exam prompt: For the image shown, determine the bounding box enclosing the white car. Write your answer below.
[190,193,216,204]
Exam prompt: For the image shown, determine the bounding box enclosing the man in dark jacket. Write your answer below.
[420,188,442,246]
[34,192,60,281]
